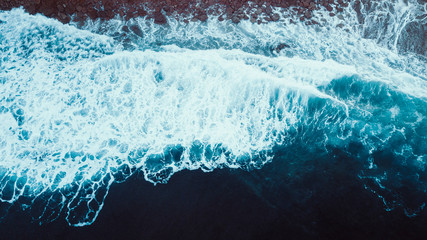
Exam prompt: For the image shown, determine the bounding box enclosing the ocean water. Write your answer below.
[0,0,426,231]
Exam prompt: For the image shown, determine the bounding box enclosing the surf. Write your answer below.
[0,0,425,226]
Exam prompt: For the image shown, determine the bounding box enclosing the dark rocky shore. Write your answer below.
[0,0,350,24]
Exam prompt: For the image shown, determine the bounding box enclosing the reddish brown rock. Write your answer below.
[153,10,167,24]
[271,13,280,21]
[264,6,272,14]
[197,13,208,21]
[0,0,349,25]
[231,15,240,24]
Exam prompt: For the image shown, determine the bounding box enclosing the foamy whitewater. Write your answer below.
[0,0,426,226]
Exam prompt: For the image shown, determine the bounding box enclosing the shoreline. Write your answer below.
[0,0,350,24]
